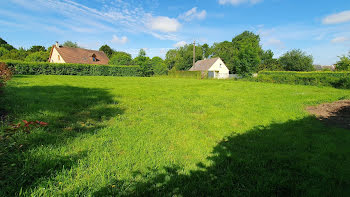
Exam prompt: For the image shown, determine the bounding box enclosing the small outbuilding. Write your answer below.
[189,57,229,79]
[48,42,109,65]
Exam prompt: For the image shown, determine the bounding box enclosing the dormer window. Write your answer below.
[92,54,97,62]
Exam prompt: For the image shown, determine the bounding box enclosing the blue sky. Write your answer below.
[1,0,350,65]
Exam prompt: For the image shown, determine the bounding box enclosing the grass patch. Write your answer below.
[1,75,350,196]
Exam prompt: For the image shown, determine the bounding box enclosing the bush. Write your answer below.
[0,62,12,87]
[168,69,204,79]
[257,71,350,89]
[3,60,141,76]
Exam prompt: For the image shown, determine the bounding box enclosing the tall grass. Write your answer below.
[1,75,350,196]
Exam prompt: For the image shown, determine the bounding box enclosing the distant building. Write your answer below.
[189,57,229,79]
[48,42,109,65]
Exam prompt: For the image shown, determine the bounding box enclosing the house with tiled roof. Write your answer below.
[189,57,229,79]
[48,42,109,65]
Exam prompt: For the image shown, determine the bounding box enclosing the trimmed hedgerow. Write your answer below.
[257,71,350,89]
[168,70,207,79]
[2,60,141,76]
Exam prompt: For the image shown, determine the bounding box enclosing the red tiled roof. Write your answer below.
[52,45,109,65]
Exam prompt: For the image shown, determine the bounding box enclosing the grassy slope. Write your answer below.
[1,75,350,196]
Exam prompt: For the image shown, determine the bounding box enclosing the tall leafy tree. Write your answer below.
[202,43,211,59]
[335,52,350,71]
[211,41,235,72]
[24,51,50,62]
[0,47,9,58]
[165,49,178,70]
[99,45,114,58]
[258,50,282,71]
[134,49,152,76]
[151,56,167,75]
[28,45,46,53]
[63,41,80,48]
[109,51,133,65]
[232,31,263,76]
[0,37,15,51]
[0,48,28,61]
[279,49,314,71]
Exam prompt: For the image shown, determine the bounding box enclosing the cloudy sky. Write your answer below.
[1,0,350,65]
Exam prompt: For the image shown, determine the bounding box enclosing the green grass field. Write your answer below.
[1,75,350,196]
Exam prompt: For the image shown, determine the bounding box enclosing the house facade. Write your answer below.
[189,57,229,79]
[48,42,109,65]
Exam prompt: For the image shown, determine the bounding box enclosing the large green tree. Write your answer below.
[0,47,9,58]
[150,56,167,75]
[258,50,282,71]
[109,51,133,65]
[24,51,50,62]
[232,31,263,76]
[279,49,314,71]
[335,52,350,71]
[63,41,80,48]
[134,49,152,76]
[28,45,46,53]
[165,44,203,71]
[0,37,15,51]
[211,41,235,72]
[0,48,28,61]
[99,45,114,58]
[165,49,178,70]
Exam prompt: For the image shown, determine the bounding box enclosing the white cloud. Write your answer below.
[179,7,207,22]
[7,0,179,41]
[323,10,350,25]
[173,41,187,47]
[218,0,263,6]
[148,16,181,33]
[111,35,129,44]
[331,36,348,43]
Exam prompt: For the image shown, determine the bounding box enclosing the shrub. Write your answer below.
[257,71,350,89]
[3,60,141,76]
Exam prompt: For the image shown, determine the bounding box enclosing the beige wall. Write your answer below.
[208,58,229,79]
[50,47,65,63]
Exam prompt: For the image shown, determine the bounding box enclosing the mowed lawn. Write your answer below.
[1,75,350,196]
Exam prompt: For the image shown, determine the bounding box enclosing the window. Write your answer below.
[58,55,60,61]
[92,57,96,61]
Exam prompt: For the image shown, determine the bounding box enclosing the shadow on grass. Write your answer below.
[94,117,350,197]
[0,85,123,195]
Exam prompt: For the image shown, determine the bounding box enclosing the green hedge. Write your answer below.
[168,70,206,79]
[2,60,141,76]
[257,71,350,89]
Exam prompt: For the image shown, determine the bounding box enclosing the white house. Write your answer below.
[189,57,229,79]
[48,42,109,65]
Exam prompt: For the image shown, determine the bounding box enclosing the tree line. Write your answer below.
[1,32,350,77]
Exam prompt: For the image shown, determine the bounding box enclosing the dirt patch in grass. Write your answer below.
[307,100,350,129]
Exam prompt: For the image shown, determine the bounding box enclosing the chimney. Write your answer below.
[55,41,59,48]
